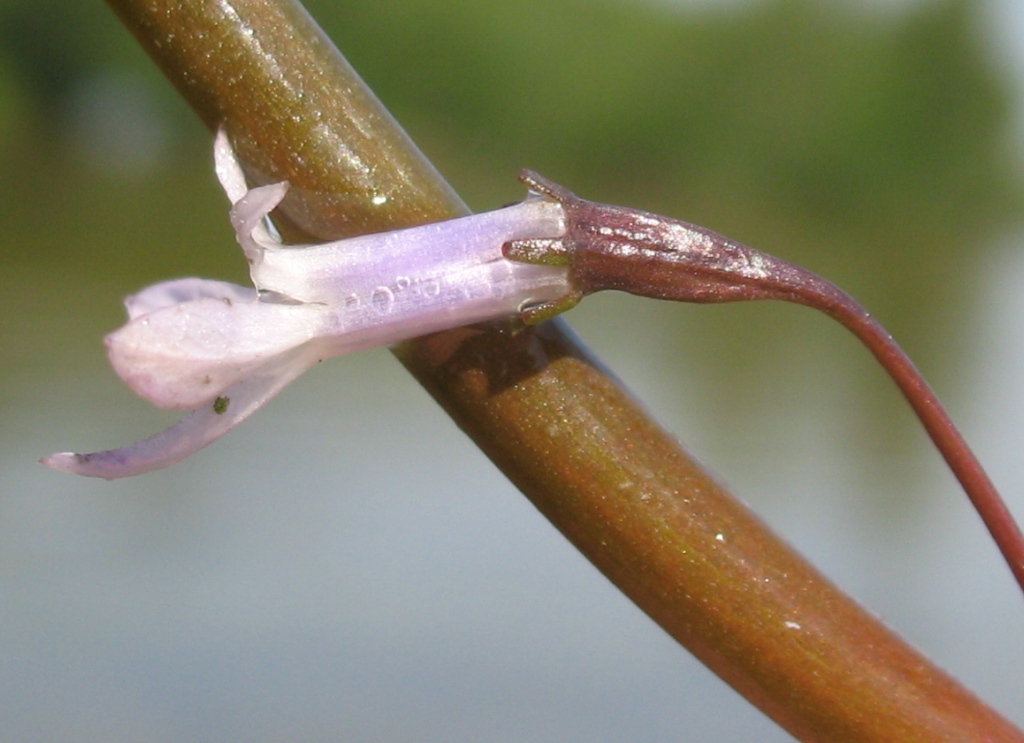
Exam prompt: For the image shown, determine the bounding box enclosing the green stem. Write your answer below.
[105,0,1023,740]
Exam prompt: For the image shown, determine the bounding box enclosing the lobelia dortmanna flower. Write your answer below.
[42,130,571,479]
[44,132,1024,597]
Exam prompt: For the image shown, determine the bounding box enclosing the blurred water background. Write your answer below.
[3,0,1024,740]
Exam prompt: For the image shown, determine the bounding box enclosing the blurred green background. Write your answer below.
[3,0,1024,740]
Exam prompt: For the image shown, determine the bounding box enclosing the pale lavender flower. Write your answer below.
[43,130,569,478]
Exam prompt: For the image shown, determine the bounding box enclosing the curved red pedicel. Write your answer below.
[506,170,1024,597]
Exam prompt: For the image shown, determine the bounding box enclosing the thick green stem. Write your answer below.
[105,0,1022,740]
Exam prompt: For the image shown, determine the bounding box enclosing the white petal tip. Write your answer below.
[214,127,248,204]
[40,452,124,480]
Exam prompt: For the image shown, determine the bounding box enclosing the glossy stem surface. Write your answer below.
[105,0,1023,740]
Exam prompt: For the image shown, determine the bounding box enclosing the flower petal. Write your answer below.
[123,278,257,320]
[213,127,249,204]
[41,346,320,479]
[108,291,329,409]
[246,198,566,305]
[229,181,290,270]
[214,126,288,274]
